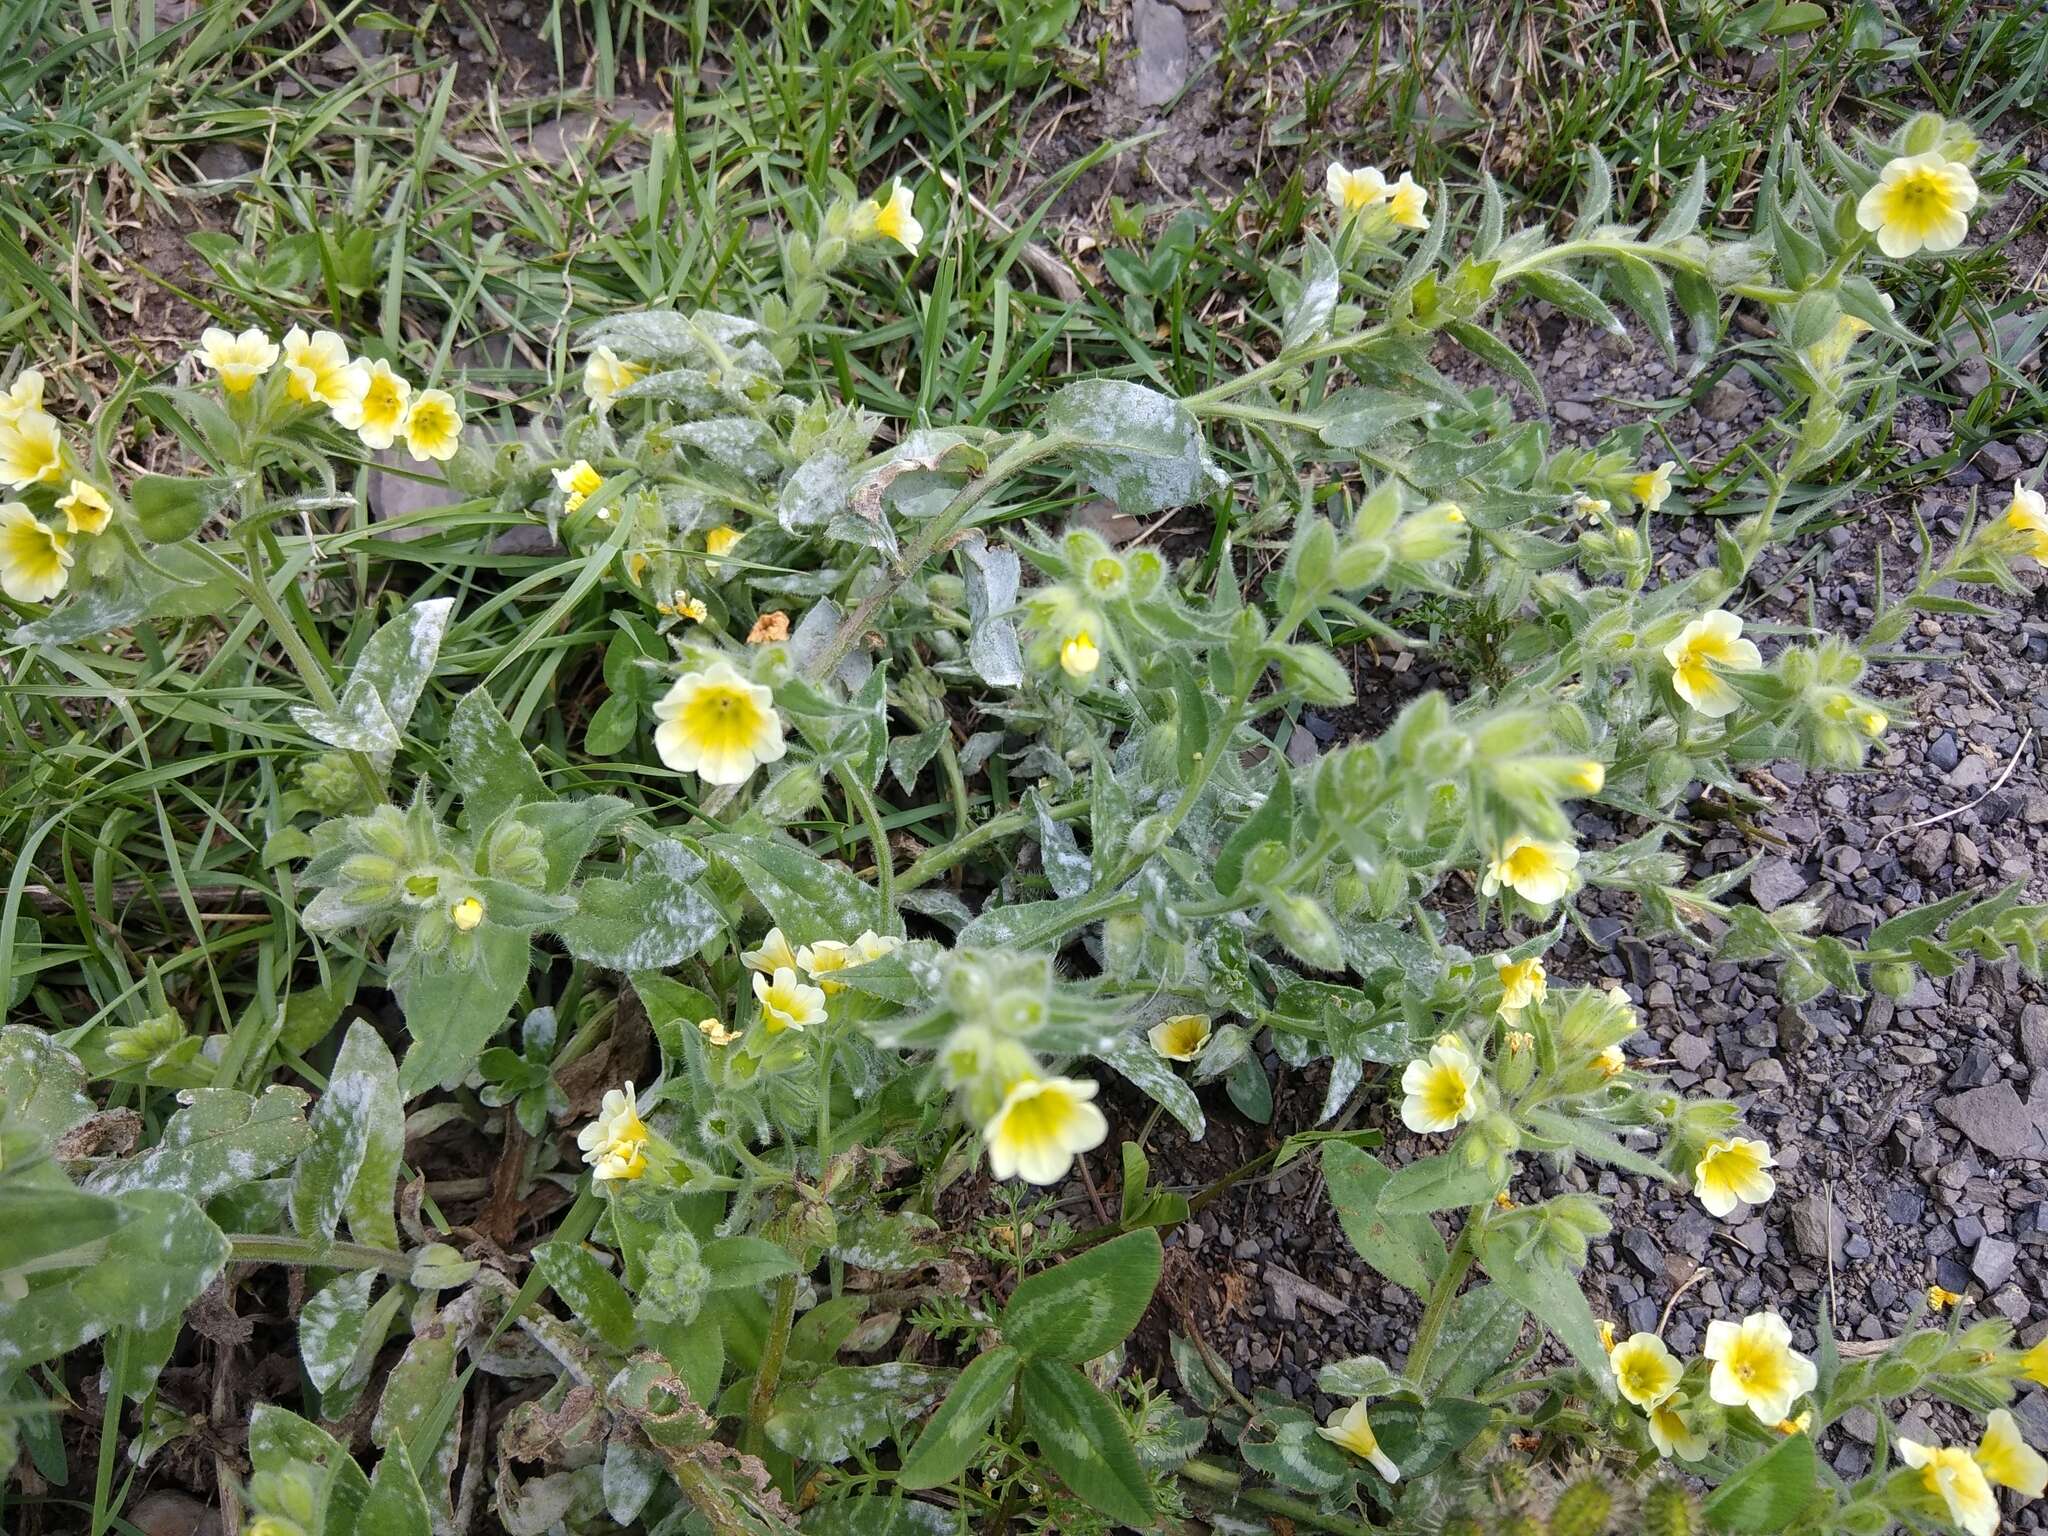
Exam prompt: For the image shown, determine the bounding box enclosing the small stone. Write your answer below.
[1672,1032,1712,1072]
[1131,0,1190,107]
[1748,857,1808,912]
[1788,1192,1841,1264]
[1972,1235,2018,1290]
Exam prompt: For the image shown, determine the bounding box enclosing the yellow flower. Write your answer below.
[1860,709,1888,737]
[1481,834,1579,907]
[1504,1029,1533,1055]
[1610,1333,1683,1409]
[1598,1319,1618,1354]
[583,345,644,409]
[798,938,856,994]
[753,965,827,1034]
[2003,481,2048,561]
[1631,461,1676,510]
[698,1017,740,1046]
[705,524,742,566]
[1693,1135,1776,1219]
[983,1074,1108,1185]
[0,409,64,489]
[1574,494,1610,520]
[742,927,800,975]
[1857,152,1979,258]
[56,480,112,536]
[194,326,279,393]
[1647,1396,1710,1461]
[449,896,484,932]
[1494,1191,1515,1210]
[1399,1035,1480,1133]
[852,929,901,963]
[1569,760,1606,794]
[1326,162,1390,215]
[1593,1043,1627,1077]
[1495,956,1547,1016]
[1927,1284,1963,1312]
[1778,1411,1812,1435]
[1703,1312,1817,1424]
[1060,629,1100,678]
[663,590,709,624]
[1976,1408,2048,1498]
[401,388,463,463]
[871,183,924,254]
[1663,609,1762,718]
[651,659,787,786]
[1386,172,1429,231]
[1316,1401,1400,1483]
[1148,1013,1212,1062]
[2020,1337,2048,1387]
[555,460,604,513]
[0,502,72,603]
[331,358,411,451]
[279,327,356,408]
[577,1082,651,1182]
[1898,1439,2001,1536]
[0,369,45,423]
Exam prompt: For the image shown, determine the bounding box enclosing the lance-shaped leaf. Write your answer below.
[958,532,1024,688]
[86,1086,311,1202]
[448,689,551,815]
[395,928,532,1095]
[1000,1230,1162,1363]
[1047,379,1225,515]
[708,832,887,945]
[290,598,456,764]
[290,1019,405,1247]
[766,1363,954,1462]
[896,1345,1023,1490]
[1018,1359,1154,1526]
[0,1026,93,1144]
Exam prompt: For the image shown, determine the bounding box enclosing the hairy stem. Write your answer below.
[228,1233,413,1276]
[743,1272,800,1456]
[1178,1457,1382,1535]
[1402,1214,1480,1384]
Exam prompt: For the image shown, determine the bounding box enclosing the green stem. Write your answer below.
[1178,1457,1381,1535]
[1403,1213,1481,1383]
[743,1271,800,1456]
[896,796,1087,892]
[834,763,895,916]
[807,431,1069,684]
[228,1233,413,1276]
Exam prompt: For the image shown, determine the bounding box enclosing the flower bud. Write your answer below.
[449,896,485,933]
[638,1225,711,1326]
[1388,503,1468,565]
[1263,892,1343,971]
[299,751,366,812]
[107,1011,185,1065]
[485,819,549,887]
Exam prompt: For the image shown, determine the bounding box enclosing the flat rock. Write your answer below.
[1788,1192,1841,1265]
[1936,1082,2047,1160]
[1131,0,1189,107]
[1747,857,1808,912]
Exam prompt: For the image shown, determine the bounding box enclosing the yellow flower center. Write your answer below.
[682,683,766,751]
[1418,1064,1469,1123]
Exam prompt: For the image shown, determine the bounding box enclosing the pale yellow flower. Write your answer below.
[1504,1029,1533,1055]
[1481,834,1579,907]
[0,409,64,489]
[577,1082,651,1181]
[798,938,856,994]
[1860,709,1888,737]
[0,502,71,603]
[1928,1284,1963,1312]
[742,926,800,975]
[698,1017,740,1046]
[56,480,112,536]
[1703,1312,1817,1424]
[2021,1337,2048,1387]
[851,929,901,963]
[1060,629,1100,678]
[555,459,604,513]
[871,184,924,254]
[1593,1043,1628,1077]
[1316,1401,1400,1482]
[1148,1013,1212,1062]
[1574,494,1611,520]
[753,965,827,1034]
[449,896,484,933]
[1631,460,1676,510]
[1495,956,1547,1016]
[401,388,462,463]
[331,358,411,451]
[1693,1135,1776,1219]
[1569,760,1606,794]
[705,525,742,567]
[1385,172,1429,231]
[1898,1439,2000,1536]
[1647,1396,1710,1461]
[1664,609,1761,718]
[1857,152,1978,258]
[1326,162,1390,215]
[1778,1410,1812,1435]
[1598,1320,1618,1354]
[0,369,45,423]
[584,345,644,409]
[2003,481,2048,561]
[194,326,279,393]
[983,1075,1108,1186]
[279,328,356,408]
[1976,1407,2048,1498]
[1610,1333,1683,1409]
[651,659,786,786]
[1399,1035,1480,1134]
[661,590,709,624]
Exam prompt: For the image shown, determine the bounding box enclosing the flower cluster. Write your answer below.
[1325,161,1430,231]
[194,326,464,462]
[0,371,114,604]
[1606,1312,1818,1465]
[736,924,901,1040]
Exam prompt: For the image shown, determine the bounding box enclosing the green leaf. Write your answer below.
[1370,1395,1493,1480]
[1323,1143,1446,1295]
[131,473,233,542]
[0,1026,93,1144]
[707,832,886,945]
[0,1182,127,1276]
[1282,235,1340,350]
[1001,1229,1162,1363]
[1376,1150,1502,1216]
[800,1495,958,1535]
[767,1363,954,1462]
[700,1235,802,1291]
[897,1344,1023,1490]
[290,1019,404,1248]
[1095,1028,1204,1141]
[1046,379,1224,515]
[360,1439,434,1536]
[1240,1404,1352,1493]
[583,693,638,756]
[1474,1230,1614,1396]
[448,690,552,816]
[1522,1109,1679,1185]
[1019,1359,1154,1526]
[1216,773,1293,897]
[86,1086,311,1203]
[1417,1285,1526,1399]
[289,599,455,761]
[532,1241,637,1352]
[248,1405,372,1535]
[301,1270,379,1392]
[0,1188,229,1374]
[395,928,532,1094]
[557,837,723,971]
[1705,1431,1820,1532]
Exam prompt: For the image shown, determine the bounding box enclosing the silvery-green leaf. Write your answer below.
[290,598,455,765]
[301,1270,378,1393]
[0,1026,93,1145]
[602,1439,664,1525]
[1030,791,1091,900]
[787,597,873,692]
[673,417,781,478]
[1095,1029,1204,1140]
[395,929,533,1095]
[289,1019,404,1248]
[958,533,1024,688]
[555,838,723,972]
[1282,234,1340,350]
[1046,380,1225,515]
[778,452,854,533]
[767,1363,953,1462]
[86,1086,311,1202]
[448,690,551,817]
[708,832,887,945]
